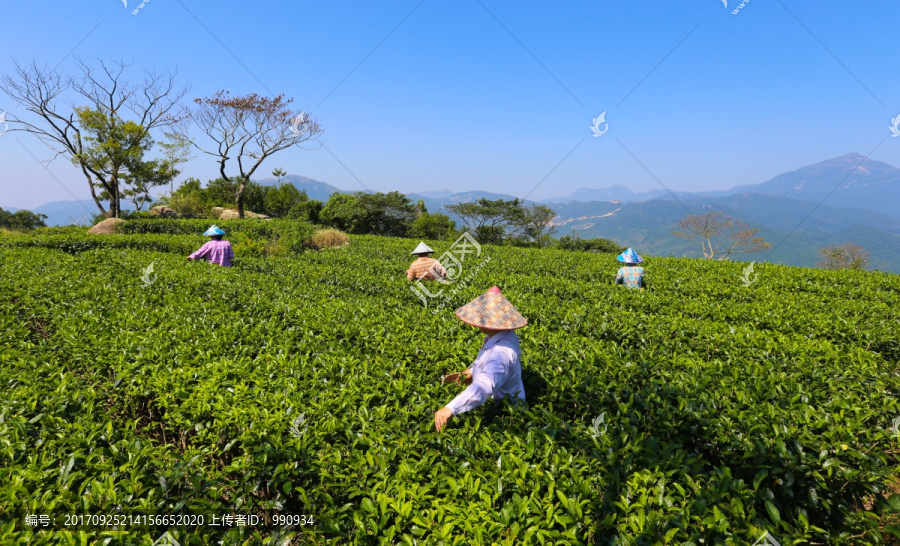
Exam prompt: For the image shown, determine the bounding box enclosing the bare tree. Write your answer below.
[673,211,771,260]
[179,91,322,218]
[0,59,187,217]
[817,242,869,270]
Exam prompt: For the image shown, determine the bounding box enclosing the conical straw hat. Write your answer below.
[203,225,226,236]
[616,247,643,264]
[411,242,435,255]
[455,286,527,330]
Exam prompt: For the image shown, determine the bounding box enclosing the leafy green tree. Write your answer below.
[521,204,557,248]
[287,199,324,224]
[74,107,152,217]
[0,208,47,230]
[264,183,304,218]
[557,231,624,253]
[320,191,416,236]
[320,193,365,232]
[0,59,185,218]
[446,198,528,244]
[409,211,457,240]
[272,167,287,186]
[357,191,416,237]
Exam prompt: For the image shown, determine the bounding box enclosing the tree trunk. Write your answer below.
[84,168,108,217]
[236,178,246,219]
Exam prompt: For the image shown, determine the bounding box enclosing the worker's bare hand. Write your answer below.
[441,370,473,386]
[434,407,453,432]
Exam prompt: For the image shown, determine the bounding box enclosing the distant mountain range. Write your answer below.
[6,153,900,272]
[722,153,900,217]
[256,175,344,202]
[544,185,667,203]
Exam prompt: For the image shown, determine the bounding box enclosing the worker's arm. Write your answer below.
[188,242,211,260]
[445,358,508,416]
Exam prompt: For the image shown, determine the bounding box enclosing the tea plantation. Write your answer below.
[1,226,899,545]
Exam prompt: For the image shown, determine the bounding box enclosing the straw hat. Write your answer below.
[411,242,435,255]
[455,286,527,330]
[616,247,643,264]
[203,225,226,237]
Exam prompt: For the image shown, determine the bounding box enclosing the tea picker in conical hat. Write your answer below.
[614,247,645,289]
[406,242,447,281]
[435,286,527,432]
[187,225,234,267]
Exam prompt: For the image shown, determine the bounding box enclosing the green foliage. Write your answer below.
[321,191,416,236]
[0,207,47,230]
[319,193,365,232]
[286,199,324,224]
[264,183,306,218]
[408,211,457,240]
[558,232,625,254]
[1,236,899,543]
[446,199,556,246]
[1,219,315,257]
[73,107,183,215]
[164,178,323,220]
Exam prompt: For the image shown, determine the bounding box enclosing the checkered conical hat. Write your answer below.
[455,286,527,330]
[616,247,643,264]
[411,242,435,255]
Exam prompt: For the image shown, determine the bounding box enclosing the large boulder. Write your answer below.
[149,205,179,218]
[87,217,125,235]
[212,207,270,220]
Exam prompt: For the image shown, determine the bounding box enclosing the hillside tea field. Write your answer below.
[2,228,900,545]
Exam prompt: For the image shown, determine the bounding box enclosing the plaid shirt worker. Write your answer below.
[615,266,645,288]
[188,240,234,267]
[407,257,446,281]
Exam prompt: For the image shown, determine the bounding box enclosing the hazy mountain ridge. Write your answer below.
[7,153,900,271]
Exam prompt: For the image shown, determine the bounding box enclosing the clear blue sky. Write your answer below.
[1,1,898,209]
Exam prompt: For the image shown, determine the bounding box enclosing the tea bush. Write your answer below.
[1,234,899,544]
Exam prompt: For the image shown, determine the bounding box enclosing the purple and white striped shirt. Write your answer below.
[189,240,234,267]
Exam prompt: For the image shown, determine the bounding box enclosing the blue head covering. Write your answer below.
[203,225,226,237]
[616,247,643,264]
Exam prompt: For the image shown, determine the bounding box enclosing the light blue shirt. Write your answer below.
[446,330,526,416]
